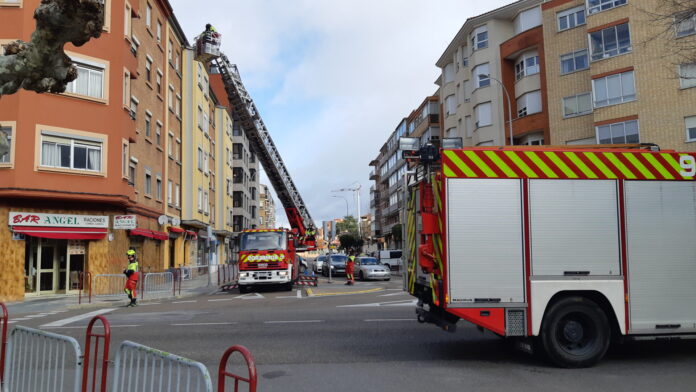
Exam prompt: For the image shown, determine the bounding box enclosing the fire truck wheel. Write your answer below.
[238,285,249,294]
[541,296,610,368]
[283,282,293,291]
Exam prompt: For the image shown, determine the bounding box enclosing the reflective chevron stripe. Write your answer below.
[443,149,696,180]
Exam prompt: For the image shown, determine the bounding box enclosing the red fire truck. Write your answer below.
[402,140,696,367]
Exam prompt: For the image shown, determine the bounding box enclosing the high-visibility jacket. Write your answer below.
[346,257,355,275]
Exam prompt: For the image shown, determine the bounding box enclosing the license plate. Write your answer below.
[258,263,268,268]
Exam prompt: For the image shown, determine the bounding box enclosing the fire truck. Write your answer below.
[401,138,696,367]
[194,30,317,292]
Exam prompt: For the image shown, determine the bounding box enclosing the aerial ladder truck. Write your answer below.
[195,28,317,292]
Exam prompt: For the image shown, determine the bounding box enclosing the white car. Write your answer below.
[313,255,325,273]
[355,257,391,281]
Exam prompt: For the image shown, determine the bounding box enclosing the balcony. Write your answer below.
[369,170,377,180]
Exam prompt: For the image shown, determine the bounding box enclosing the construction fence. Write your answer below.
[0,304,256,392]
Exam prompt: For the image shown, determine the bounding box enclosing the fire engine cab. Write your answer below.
[402,137,696,367]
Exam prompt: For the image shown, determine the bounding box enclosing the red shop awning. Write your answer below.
[12,226,107,240]
[168,226,185,233]
[151,230,168,240]
[185,230,198,240]
[129,228,154,238]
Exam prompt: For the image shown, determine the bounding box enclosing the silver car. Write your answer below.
[355,257,391,281]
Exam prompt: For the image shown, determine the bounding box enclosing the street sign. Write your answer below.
[113,215,137,230]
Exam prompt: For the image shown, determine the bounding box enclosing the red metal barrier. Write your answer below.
[79,271,93,304]
[0,302,8,384]
[81,315,111,392]
[218,345,257,392]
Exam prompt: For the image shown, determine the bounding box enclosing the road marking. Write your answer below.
[41,308,116,327]
[208,298,234,302]
[264,320,323,324]
[337,299,417,308]
[171,322,237,326]
[25,314,47,318]
[365,319,414,322]
[137,302,161,306]
[7,321,16,324]
[10,318,31,321]
[275,290,302,299]
[44,324,140,329]
[235,293,264,299]
[173,300,198,304]
[307,288,383,297]
[377,292,408,297]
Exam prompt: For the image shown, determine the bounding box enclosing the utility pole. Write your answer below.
[331,183,362,238]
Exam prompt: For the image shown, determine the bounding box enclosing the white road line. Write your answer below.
[208,298,234,302]
[275,290,302,299]
[137,303,161,306]
[44,324,140,329]
[365,319,414,322]
[264,320,323,324]
[41,308,115,327]
[173,300,197,304]
[10,318,31,321]
[337,299,417,308]
[377,292,408,297]
[25,314,47,318]
[235,293,264,299]
[7,321,16,324]
[171,322,237,326]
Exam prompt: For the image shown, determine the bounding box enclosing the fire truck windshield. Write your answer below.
[240,231,287,251]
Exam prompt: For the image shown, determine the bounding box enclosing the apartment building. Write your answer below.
[258,184,276,229]
[542,0,696,150]
[0,0,188,301]
[437,0,548,146]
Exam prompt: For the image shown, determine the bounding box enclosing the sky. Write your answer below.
[169,0,510,227]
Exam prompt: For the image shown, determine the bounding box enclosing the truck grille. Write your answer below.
[506,309,526,336]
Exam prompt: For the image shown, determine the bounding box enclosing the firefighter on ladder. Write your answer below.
[124,249,140,307]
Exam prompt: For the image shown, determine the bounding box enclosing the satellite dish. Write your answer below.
[157,215,168,225]
[171,217,181,227]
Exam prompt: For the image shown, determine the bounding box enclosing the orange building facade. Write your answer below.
[0,0,189,301]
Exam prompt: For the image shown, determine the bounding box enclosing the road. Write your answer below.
[7,277,696,392]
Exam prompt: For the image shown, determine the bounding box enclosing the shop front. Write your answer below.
[10,212,108,296]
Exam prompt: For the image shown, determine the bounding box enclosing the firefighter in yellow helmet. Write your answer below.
[124,249,140,307]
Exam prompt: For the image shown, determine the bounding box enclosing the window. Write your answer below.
[563,92,593,117]
[156,176,162,200]
[145,112,152,137]
[465,116,473,137]
[443,63,455,84]
[168,85,174,109]
[197,187,203,211]
[679,63,696,89]
[204,191,209,213]
[515,51,540,81]
[560,49,589,74]
[517,90,542,117]
[168,132,174,156]
[250,187,256,201]
[197,147,203,171]
[145,170,152,195]
[0,124,13,165]
[686,116,696,142]
[589,23,631,61]
[156,70,162,94]
[40,131,102,172]
[445,94,456,116]
[168,39,173,62]
[121,140,129,177]
[168,180,173,204]
[592,70,636,107]
[130,35,140,55]
[65,61,105,99]
[233,167,243,183]
[471,25,488,51]
[475,102,492,127]
[175,95,182,117]
[232,143,243,160]
[123,70,131,107]
[514,6,542,34]
[587,0,626,15]
[156,21,162,41]
[129,159,136,184]
[145,3,152,27]
[124,3,132,38]
[145,57,152,82]
[596,119,639,144]
[175,184,180,207]
[676,12,696,37]
[155,121,162,145]
[558,6,586,31]
[250,168,256,181]
[473,63,490,88]
[175,139,181,161]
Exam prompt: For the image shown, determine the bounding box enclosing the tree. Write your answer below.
[0,0,104,156]
[640,0,696,65]
[335,215,359,237]
[338,234,363,253]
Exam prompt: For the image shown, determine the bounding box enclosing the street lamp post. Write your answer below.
[332,195,349,217]
[479,74,514,146]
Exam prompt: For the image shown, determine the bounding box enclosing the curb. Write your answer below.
[306,287,384,297]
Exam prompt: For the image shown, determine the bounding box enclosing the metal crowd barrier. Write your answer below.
[3,326,83,392]
[91,274,127,299]
[142,272,174,300]
[78,272,92,305]
[218,345,257,392]
[0,302,7,385]
[110,341,213,392]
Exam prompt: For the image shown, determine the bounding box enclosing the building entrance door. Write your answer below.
[38,240,57,293]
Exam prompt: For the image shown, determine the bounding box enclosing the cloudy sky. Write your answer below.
[170,0,510,227]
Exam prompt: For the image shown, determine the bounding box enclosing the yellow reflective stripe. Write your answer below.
[443,163,456,178]
[525,151,558,178]
[605,153,636,179]
[446,151,476,177]
[546,152,578,178]
[464,151,497,177]
[643,153,673,179]
[670,154,695,180]
[504,151,538,177]
[585,152,617,178]
[623,153,654,179]
[564,152,598,179]
[484,151,516,177]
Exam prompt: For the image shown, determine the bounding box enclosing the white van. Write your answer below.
[378,250,402,271]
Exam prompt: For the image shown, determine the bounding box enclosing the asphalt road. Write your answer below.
[7,277,696,392]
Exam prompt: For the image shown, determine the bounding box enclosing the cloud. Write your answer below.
[170,0,511,227]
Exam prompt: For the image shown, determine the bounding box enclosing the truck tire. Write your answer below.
[238,284,249,294]
[540,296,610,368]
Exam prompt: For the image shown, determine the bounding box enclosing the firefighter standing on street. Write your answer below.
[124,249,140,307]
[346,252,355,285]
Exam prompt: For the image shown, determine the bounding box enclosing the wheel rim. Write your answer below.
[555,312,597,356]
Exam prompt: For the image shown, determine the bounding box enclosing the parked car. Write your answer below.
[299,256,308,273]
[355,257,390,281]
[321,254,347,277]
[313,255,325,273]
[379,250,402,271]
